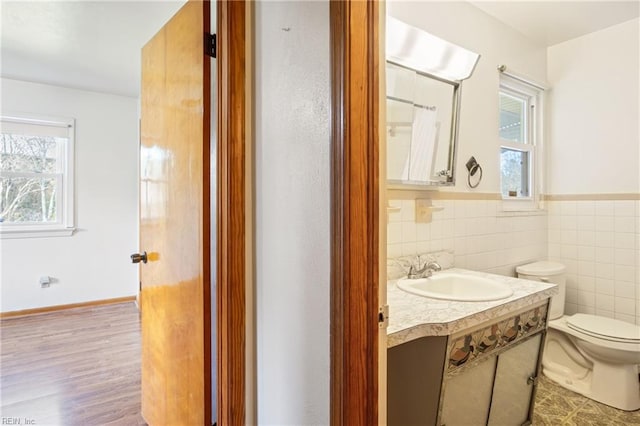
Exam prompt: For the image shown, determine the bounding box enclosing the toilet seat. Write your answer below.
[566,314,640,344]
[548,316,640,353]
[516,261,566,276]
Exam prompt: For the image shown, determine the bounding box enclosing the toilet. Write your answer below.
[517,261,640,411]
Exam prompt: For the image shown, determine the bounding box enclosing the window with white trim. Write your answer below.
[499,75,543,210]
[0,114,75,238]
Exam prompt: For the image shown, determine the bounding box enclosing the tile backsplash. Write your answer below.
[387,199,547,277]
[387,197,640,325]
[547,200,639,325]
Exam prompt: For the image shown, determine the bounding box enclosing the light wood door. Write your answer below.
[139,1,211,424]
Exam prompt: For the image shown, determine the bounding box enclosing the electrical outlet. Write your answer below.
[39,276,51,288]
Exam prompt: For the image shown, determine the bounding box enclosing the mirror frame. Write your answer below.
[386,60,462,189]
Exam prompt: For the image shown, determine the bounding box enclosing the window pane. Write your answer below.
[500,148,530,197]
[0,134,64,173]
[499,93,525,143]
[0,177,57,223]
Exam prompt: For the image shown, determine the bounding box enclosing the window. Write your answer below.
[499,75,543,210]
[0,114,75,238]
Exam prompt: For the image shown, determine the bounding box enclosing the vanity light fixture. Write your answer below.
[386,16,481,82]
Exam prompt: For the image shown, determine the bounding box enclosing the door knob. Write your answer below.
[131,251,148,264]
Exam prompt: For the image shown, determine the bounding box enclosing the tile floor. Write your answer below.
[533,375,640,425]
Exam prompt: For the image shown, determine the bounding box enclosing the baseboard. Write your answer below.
[0,296,137,319]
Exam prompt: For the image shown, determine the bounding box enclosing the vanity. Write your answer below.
[387,268,557,426]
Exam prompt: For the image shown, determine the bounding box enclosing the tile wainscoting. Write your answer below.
[387,194,639,325]
[387,197,547,277]
[547,199,639,325]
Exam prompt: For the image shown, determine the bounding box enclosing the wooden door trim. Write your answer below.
[203,5,212,425]
[217,1,247,424]
[330,1,380,424]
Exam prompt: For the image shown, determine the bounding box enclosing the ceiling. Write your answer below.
[1,1,638,97]
[1,0,186,97]
[471,1,640,47]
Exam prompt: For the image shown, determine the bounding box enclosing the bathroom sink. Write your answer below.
[397,272,514,301]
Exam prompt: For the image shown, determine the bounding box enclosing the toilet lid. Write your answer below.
[567,314,640,343]
[516,261,566,276]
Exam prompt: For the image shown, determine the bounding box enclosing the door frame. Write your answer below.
[330,1,380,424]
[219,0,380,422]
[217,1,248,424]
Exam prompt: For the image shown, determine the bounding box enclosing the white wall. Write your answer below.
[255,1,330,424]
[388,0,548,193]
[546,18,639,324]
[0,78,139,312]
[547,18,640,194]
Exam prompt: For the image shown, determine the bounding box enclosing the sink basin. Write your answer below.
[397,272,513,301]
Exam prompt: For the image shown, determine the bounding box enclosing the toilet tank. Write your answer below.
[516,261,566,320]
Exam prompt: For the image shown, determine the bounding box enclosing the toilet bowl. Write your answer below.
[544,315,640,411]
[517,261,640,411]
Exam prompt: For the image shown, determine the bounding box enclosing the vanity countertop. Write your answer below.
[387,268,557,348]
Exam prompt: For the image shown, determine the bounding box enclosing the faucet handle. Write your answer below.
[407,265,420,279]
[427,260,442,272]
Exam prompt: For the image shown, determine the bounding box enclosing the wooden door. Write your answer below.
[139,1,211,424]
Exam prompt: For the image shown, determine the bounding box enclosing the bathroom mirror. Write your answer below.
[386,16,480,188]
[386,61,459,186]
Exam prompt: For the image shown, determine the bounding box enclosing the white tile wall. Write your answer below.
[548,200,639,325]
[387,197,639,326]
[387,199,547,277]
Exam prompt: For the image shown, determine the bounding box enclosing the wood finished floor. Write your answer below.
[0,302,145,425]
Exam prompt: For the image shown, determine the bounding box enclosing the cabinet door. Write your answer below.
[488,334,542,426]
[440,356,496,426]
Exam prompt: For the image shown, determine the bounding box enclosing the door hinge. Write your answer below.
[205,33,216,58]
[378,304,389,329]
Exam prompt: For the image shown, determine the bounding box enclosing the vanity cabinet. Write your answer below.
[388,301,548,426]
[440,355,496,425]
[487,334,542,425]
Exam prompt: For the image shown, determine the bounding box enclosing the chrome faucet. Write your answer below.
[407,259,442,279]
